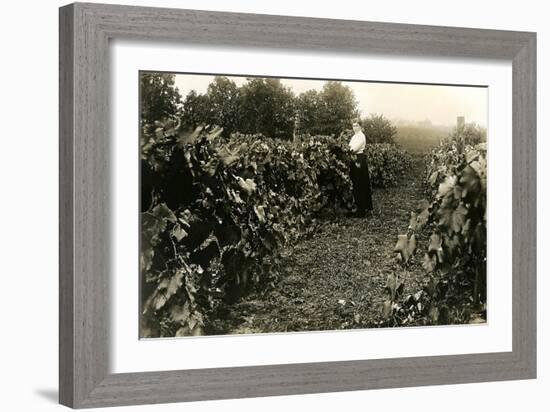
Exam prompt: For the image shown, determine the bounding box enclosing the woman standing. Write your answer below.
[348,120,373,218]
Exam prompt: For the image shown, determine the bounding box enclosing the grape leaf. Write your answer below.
[170,301,191,324]
[236,176,257,195]
[172,224,188,242]
[438,175,457,198]
[394,234,410,262]
[143,268,185,314]
[385,273,404,301]
[451,203,468,233]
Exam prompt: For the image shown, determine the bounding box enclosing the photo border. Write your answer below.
[59,3,536,408]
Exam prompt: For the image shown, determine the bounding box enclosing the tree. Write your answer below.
[238,78,296,139]
[295,90,321,136]
[361,114,398,144]
[181,90,211,128]
[140,73,182,125]
[206,76,241,135]
[295,82,359,137]
[181,77,240,134]
[316,81,359,136]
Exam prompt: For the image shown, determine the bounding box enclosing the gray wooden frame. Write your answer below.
[59,2,536,408]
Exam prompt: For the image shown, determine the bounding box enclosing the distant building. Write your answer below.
[419,119,433,128]
[457,116,465,129]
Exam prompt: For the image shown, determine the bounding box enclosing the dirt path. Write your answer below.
[215,154,428,334]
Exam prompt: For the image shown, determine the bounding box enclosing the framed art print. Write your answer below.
[59,3,536,408]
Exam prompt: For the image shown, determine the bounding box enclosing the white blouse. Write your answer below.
[349,131,366,154]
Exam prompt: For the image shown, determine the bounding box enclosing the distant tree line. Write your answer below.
[140,73,398,143]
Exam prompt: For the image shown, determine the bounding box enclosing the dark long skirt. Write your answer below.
[350,153,373,213]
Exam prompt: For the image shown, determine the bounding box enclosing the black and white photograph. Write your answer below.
[139,72,488,338]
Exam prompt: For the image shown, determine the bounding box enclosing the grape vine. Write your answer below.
[140,118,412,337]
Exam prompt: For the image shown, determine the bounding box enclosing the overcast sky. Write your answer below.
[174,73,488,128]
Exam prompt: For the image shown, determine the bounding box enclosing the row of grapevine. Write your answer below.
[366,143,412,187]
[385,137,487,326]
[140,119,411,337]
